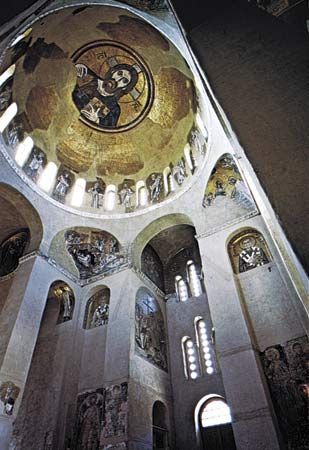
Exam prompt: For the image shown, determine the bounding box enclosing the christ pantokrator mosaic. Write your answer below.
[72,40,154,132]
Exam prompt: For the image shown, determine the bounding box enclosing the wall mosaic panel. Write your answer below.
[261,336,309,450]
[72,384,128,449]
[228,228,272,274]
[63,229,127,280]
[0,229,29,277]
[73,389,105,450]
[102,383,128,439]
[141,244,164,291]
[202,154,257,232]
[135,288,168,371]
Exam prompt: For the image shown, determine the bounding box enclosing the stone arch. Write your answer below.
[152,400,169,449]
[0,182,43,253]
[194,394,236,450]
[49,227,126,280]
[137,216,202,294]
[132,213,195,268]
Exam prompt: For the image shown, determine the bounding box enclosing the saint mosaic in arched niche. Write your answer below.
[135,287,168,371]
[228,229,271,274]
[72,40,154,132]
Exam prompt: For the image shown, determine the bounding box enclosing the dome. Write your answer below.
[0,4,208,216]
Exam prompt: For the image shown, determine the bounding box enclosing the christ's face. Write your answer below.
[97,69,132,97]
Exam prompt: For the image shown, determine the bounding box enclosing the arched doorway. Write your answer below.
[196,396,236,450]
[152,401,169,450]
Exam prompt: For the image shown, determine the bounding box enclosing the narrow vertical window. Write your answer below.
[187,260,202,297]
[175,275,189,302]
[0,64,15,89]
[182,337,200,380]
[195,317,215,375]
[71,178,86,207]
[37,162,58,192]
[104,184,117,211]
[0,103,18,133]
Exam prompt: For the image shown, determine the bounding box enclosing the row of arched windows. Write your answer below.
[175,260,203,301]
[182,316,216,379]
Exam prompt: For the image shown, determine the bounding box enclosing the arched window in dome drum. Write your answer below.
[9,28,32,48]
[71,178,86,208]
[15,136,34,167]
[136,180,148,207]
[104,184,117,211]
[0,103,17,133]
[37,162,58,193]
[0,65,15,89]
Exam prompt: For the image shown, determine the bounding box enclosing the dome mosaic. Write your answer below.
[0,4,208,215]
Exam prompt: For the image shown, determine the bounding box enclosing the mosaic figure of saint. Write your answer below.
[119,183,134,210]
[239,237,269,273]
[77,394,102,450]
[91,303,109,327]
[88,182,104,209]
[73,62,138,128]
[25,151,45,181]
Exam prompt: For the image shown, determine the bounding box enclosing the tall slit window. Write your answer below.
[195,317,215,375]
[187,260,202,297]
[175,275,189,302]
[182,336,200,379]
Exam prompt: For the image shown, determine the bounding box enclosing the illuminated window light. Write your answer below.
[15,136,33,167]
[195,112,208,137]
[104,184,117,211]
[71,178,86,207]
[206,360,213,367]
[206,367,214,375]
[187,261,202,297]
[175,275,189,302]
[139,188,148,206]
[139,186,148,207]
[189,364,197,371]
[201,399,232,427]
[0,103,17,133]
[186,341,193,348]
[190,371,198,379]
[163,167,170,195]
[10,28,32,47]
[184,143,193,171]
[187,348,194,356]
[37,162,57,192]
[188,356,196,363]
[0,65,15,89]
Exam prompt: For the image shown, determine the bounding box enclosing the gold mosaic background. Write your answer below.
[9,5,197,185]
